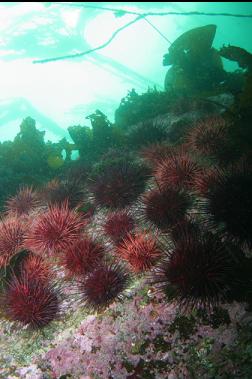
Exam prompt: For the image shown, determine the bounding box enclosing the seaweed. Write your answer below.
[219,45,252,71]
[68,110,124,165]
[114,88,172,129]
[163,25,227,95]
[0,117,67,208]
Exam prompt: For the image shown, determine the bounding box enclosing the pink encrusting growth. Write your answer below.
[25,202,87,256]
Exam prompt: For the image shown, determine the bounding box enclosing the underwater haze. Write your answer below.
[1,2,252,379]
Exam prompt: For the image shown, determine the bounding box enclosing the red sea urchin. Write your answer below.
[61,237,104,277]
[126,119,168,149]
[152,224,234,309]
[117,232,162,273]
[140,187,192,231]
[103,210,135,244]
[79,262,130,310]
[4,273,60,329]
[204,165,252,248]
[187,116,228,160]
[140,143,177,169]
[5,186,40,217]
[155,152,201,191]
[192,167,219,196]
[40,178,85,209]
[21,254,53,283]
[88,158,150,209]
[0,217,27,268]
[25,202,87,256]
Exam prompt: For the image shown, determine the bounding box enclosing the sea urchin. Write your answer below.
[61,237,105,277]
[152,224,234,309]
[5,186,40,217]
[79,262,129,310]
[4,273,60,329]
[103,210,135,244]
[155,152,201,191]
[25,202,87,256]
[140,187,191,231]
[0,217,27,268]
[117,232,162,272]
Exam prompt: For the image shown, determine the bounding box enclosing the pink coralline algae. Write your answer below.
[13,294,247,379]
